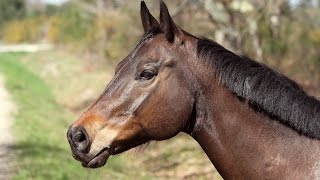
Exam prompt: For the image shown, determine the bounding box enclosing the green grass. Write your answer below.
[18,51,114,112]
[0,53,150,180]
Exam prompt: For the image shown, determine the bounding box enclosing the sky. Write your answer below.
[42,0,68,5]
[289,0,304,6]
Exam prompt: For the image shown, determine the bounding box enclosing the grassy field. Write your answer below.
[0,51,221,179]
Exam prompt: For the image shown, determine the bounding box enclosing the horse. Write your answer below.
[67,1,320,179]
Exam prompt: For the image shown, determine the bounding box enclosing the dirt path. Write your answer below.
[0,44,53,53]
[0,74,16,179]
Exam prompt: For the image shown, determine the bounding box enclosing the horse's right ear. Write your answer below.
[141,1,160,33]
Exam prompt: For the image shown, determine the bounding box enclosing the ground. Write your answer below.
[0,74,16,179]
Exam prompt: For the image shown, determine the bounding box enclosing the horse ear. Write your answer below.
[141,1,160,33]
[159,0,181,43]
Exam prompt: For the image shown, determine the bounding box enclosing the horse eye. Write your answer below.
[139,70,155,80]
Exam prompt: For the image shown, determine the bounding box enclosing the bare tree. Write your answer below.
[185,0,288,61]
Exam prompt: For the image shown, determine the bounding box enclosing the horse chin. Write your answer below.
[82,148,110,168]
[112,138,150,155]
[80,137,149,168]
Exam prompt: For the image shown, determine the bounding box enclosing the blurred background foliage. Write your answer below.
[0,0,319,179]
[1,0,320,87]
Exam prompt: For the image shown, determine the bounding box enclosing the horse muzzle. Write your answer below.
[67,126,111,168]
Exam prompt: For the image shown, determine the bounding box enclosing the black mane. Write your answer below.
[197,38,320,139]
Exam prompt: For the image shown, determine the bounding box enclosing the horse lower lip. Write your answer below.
[83,149,110,168]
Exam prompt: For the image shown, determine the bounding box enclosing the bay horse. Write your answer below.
[67,1,320,179]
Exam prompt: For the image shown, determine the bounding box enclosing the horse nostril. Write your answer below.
[68,127,90,153]
[73,130,86,143]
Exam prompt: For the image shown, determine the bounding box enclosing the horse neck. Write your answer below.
[189,75,320,179]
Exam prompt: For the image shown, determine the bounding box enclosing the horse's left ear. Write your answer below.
[159,0,182,43]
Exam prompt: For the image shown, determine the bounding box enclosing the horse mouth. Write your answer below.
[80,148,111,168]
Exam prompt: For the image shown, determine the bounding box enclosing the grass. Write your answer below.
[19,51,114,112]
[0,52,150,179]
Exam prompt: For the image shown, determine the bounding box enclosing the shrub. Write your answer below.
[2,17,48,43]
